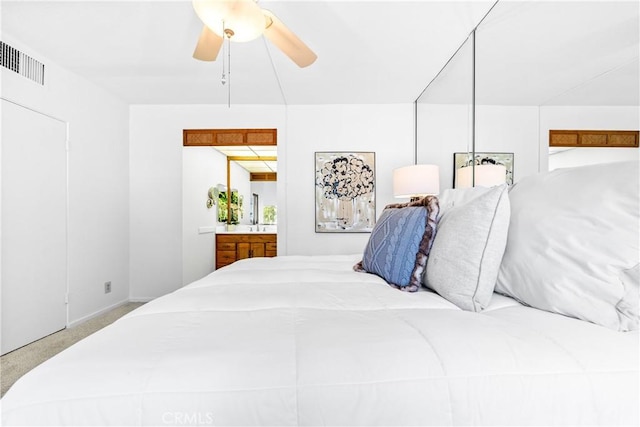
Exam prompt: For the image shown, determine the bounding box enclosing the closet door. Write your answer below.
[1,100,67,355]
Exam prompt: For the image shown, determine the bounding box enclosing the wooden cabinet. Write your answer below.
[215,234,277,269]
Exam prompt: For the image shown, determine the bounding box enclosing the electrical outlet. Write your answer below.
[104,281,111,294]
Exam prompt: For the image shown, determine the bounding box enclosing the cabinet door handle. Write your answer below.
[249,249,253,258]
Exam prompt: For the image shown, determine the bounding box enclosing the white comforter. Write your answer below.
[2,255,638,426]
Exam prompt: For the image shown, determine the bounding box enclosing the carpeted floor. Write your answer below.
[0,301,144,398]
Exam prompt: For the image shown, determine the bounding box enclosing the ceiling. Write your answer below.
[0,0,496,105]
[1,1,637,107]
[215,145,278,173]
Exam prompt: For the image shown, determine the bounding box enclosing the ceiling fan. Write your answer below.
[192,0,317,68]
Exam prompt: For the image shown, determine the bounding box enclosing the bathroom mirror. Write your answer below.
[217,148,277,226]
[229,157,276,226]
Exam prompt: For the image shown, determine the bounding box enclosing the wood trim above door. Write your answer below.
[183,128,277,146]
[549,130,639,148]
[250,172,277,182]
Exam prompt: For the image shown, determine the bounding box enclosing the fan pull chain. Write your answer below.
[227,33,231,108]
[221,21,227,86]
[220,23,234,107]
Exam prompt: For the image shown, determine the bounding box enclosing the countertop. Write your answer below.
[215,226,277,235]
[216,230,277,235]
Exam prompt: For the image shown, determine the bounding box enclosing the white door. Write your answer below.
[1,99,67,355]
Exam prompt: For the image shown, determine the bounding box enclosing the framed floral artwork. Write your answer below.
[315,152,376,233]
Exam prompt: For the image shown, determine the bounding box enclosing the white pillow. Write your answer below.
[424,184,510,311]
[496,161,640,331]
[437,185,494,216]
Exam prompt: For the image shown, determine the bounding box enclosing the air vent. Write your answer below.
[1,41,45,85]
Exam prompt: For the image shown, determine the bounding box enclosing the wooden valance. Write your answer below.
[549,130,638,148]
[183,128,277,146]
[250,172,277,182]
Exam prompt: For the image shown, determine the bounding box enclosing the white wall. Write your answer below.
[285,104,414,256]
[182,147,227,286]
[1,35,130,325]
[540,106,640,171]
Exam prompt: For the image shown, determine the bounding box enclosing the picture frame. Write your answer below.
[453,152,514,187]
[315,151,376,233]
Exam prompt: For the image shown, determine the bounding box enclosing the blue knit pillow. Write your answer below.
[357,198,439,292]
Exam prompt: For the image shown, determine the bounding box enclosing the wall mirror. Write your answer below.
[214,146,278,226]
[416,0,638,187]
[475,0,638,174]
[416,30,475,190]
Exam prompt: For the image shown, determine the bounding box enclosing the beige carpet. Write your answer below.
[0,301,144,397]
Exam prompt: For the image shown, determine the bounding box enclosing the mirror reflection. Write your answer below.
[416,0,638,185]
[216,185,242,224]
[212,145,278,230]
[416,31,475,190]
[475,1,638,173]
[249,180,277,225]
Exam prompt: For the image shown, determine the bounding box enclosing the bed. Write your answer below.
[2,161,639,426]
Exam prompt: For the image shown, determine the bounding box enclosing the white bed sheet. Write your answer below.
[2,255,638,426]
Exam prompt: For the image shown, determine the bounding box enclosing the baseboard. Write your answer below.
[67,299,130,328]
[128,297,155,303]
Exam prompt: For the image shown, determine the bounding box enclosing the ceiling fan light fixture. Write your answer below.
[193,0,266,42]
[191,0,317,68]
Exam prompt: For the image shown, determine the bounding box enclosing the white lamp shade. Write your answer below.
[456,164,507,188]
[393,164,440,198]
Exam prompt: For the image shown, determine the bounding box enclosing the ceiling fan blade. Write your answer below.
[262,9,317,68]
[193,25,223,61]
